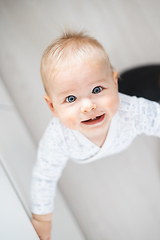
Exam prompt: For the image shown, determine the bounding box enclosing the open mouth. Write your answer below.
[81,113,105,125]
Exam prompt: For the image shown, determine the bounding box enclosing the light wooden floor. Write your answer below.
[0,1,160,239]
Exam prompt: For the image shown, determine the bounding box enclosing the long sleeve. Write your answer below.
[30,118,69,214]
[135,97,160,137]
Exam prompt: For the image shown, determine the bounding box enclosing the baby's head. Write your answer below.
[40,30,119,142]
[41,30,114,96]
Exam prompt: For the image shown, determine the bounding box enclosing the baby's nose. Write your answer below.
[81,99,97,113]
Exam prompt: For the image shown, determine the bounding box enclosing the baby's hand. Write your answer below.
[31,218,52,240]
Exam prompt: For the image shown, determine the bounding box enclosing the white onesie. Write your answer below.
[30,93,160,214]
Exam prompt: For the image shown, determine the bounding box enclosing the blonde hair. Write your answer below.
[40,30,114,95]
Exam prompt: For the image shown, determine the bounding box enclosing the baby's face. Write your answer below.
[45,62,119,141]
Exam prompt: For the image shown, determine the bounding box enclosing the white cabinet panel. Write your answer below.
[0,162,39,240]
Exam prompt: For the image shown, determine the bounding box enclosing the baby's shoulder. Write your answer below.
[43,117,62,136]
[39,117,68,148]
[118,93,138,117]
[118,93,160,131]
[115,93,139,136]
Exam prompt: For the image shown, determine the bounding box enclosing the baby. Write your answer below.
[31,30,160,240]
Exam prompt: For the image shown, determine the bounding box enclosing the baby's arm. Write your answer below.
[31,212,53,240]
[30,118,69,239]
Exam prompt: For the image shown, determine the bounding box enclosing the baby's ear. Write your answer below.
[112,71,119,86]
[43,95,58,118]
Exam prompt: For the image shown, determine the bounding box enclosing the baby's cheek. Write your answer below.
[102,93,119,113]
[67,115,77,123]
[62,112,78,129]
[111,98,119,113]
[111,95,120,112]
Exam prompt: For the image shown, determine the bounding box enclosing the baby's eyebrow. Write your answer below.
[58,88,76,97]
[89,78,108,85]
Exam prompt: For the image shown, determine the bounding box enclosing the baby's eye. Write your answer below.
[66,95,77,103]
[92,86,103,94]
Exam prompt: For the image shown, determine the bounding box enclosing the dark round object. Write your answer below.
[118,65,160,102]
